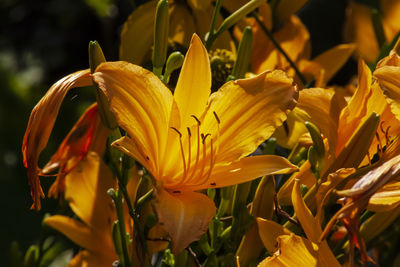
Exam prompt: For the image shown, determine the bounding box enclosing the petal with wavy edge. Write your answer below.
[200,70,298,163]
[153,189,216,254]
[22,69,92,210]
[174,34,211,130]
[93,61,173,178]
[257,218,292,253]
[258,234,319,267]
[178,155,298,191]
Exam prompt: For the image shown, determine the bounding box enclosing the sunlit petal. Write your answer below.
[153,189,216,253]
[174,34,211,130]
[93,61,173,178]
[257,218,291,253]
[200,70,298,163]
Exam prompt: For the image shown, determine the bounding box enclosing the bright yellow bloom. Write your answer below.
[344,0,400,63]
[93,34,299,253]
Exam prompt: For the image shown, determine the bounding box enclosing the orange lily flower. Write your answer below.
[92,34,299,253]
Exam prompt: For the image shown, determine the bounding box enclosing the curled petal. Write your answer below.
[22,69,92,210]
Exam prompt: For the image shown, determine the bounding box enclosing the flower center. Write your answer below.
[168,112,220,188]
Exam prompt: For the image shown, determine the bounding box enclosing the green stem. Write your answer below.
[205,0,264,50]
[109,189,131,267]
[251,12,307,85]
[206,0,223,50]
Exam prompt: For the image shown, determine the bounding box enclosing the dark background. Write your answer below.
[0,0,352,262]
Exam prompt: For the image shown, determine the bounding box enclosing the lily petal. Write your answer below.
[257,218,292,253]
[64,152,116,232]
[45,215,116,260]
[292,179,341,267]
[312,43,356,85]
[180,155,298,191]
[174,34,211,130]
[368,180,400,211]
[22,69,92,210]
[93,61,173,178]
[152,189,216,254]
[201,70,298,163]
[258,234,319,267]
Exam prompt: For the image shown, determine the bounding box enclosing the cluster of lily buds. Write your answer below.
[17,0,400,266]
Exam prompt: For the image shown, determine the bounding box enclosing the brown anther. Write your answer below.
[191,115,201,125]
[202,133,211,144]
[213,111,220,124]
[170,127,182,137]
[187,127,191,137]
[210,182,216,186]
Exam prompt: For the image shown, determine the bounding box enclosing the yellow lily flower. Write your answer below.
[255,179,341,267]
[344,0,400,63]
[93,34,299,253]
[241,3,355,88]
[45,152,120,266]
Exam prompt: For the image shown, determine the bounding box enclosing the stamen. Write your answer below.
[170,127,187,180]
[376,132,383,156]
[186,127,192,178]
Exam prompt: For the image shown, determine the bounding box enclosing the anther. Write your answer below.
[213,111,220,124]
[170,127,182,137]
[202,133,211,144]
[191,115,201,125]
[187,127,191,137]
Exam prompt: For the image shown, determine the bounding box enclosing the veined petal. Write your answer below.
[312,44,356,85]
[152,189,216,254]
[64,152,116,232]
[257,218,292,253]
[292,179,341,267]
[45,215,116,259]
[258,234,319,267]
[174,34,211,130]
[201,70,298,163]
[22,69,92,210]
[93,61,173,178]
[180,155,298,191]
